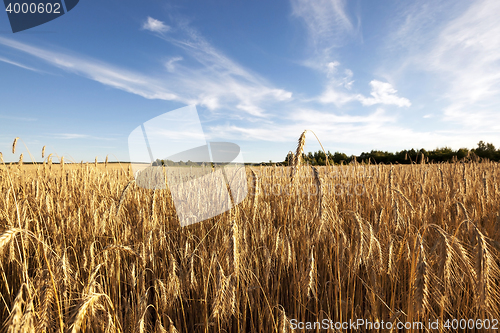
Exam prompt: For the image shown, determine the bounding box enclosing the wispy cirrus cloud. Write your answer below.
[290,0,354,54]
[145,17,293,115]
[165,56,183,72]
[387,0,500,132]
[0,37,180,102]
[0,114,37,121]
[387,0,452,53]
[290,1,409,111]
[0,56,42,73]
[0,17,292,120]
[51,133,117,140]
[427,0,500,129]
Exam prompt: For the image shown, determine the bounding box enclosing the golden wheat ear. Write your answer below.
[0,228,20,254]
[290,130,330,182]
[12,137,19,154]
[291,130,307,182]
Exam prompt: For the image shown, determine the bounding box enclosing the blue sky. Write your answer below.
[1,0,500,163]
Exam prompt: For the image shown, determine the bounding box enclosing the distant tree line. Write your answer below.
[152,159,207,166]
[148,141,500,166]
[282,141,500,165]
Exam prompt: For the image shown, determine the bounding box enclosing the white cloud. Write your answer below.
[51,133,117,141]
[0,56,42,72]
[318,86,356,106]
[389,0,500,130]
[358,80,411,107]
[206,107,424,148]
[291,2,412,112]
[208,108,395,142]
[318,61,358,106]
[206,106,493,159]
[317,62,410,108]
[236,103,265,117]
[290,0,354,52]
[0,37,180,102]
[387,0,453,52]
[0,28,292,119]
[291,107,395,124]
[290,0,360,87]
[427,0,500,128]
[198,95,220,110]
[165,56,183,72]
[153,21,293,116]
[325,61,353,89]
[142,17,170,33]
[54,133,89,139]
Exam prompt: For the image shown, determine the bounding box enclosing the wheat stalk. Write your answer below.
[230,219,241,277]
[6,284,30,333]
[471,226,497,310]
[391,188,414,211]
[70,293,105,333]
[0,228,21,254]
[413,236,429,316]
[306,246,317,299]
[12,137,19,154]
[166,316,179,333]
[457,202,470,222]
[212,270,235,323]
[2,136,500,331]
[291,130,306,181]
[37,270,55,333]
[250,169,259,224]
[117,179,135,216]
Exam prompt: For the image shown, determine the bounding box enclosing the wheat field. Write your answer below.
[1,136,500,332]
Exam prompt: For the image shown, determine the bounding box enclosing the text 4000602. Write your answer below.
[5,2,61,14]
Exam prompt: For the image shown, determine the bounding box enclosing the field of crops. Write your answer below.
[1,141,500,332]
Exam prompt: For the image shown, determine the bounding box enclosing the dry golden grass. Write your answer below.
[1,137,500,332]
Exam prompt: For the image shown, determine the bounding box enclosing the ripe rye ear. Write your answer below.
[413,236,429,316]
[306,246,317,299]
[291,130,306,182]
[12,137,19,154]
[251,169,259,224]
